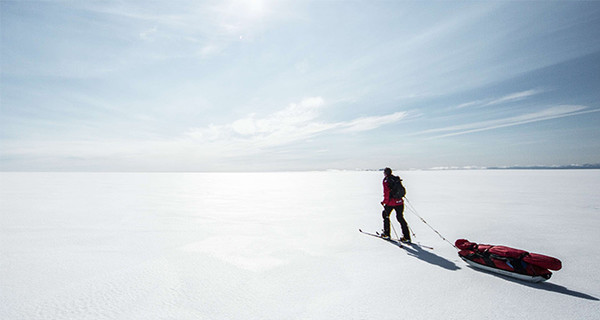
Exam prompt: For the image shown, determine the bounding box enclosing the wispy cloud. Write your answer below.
[73,0,287,60]
[482,89,543,107]
[342,112,407,132]
[455,89,544,109]
[186,97,407,152]
[423,105,599,138]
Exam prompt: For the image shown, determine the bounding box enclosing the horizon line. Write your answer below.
[1,163,599,173]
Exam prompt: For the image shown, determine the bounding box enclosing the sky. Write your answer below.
[1,0,600,171]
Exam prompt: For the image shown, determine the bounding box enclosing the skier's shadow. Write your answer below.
[401,243,461,271]
[466,266,599,301]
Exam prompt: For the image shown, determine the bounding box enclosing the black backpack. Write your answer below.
[388,175,406,199]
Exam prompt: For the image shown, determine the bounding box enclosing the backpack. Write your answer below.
[388,175,406,199]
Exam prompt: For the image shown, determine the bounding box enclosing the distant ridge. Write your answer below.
[425,163,600,170]
[486,163,600,170]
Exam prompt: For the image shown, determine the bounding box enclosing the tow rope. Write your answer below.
[404,197,457,250]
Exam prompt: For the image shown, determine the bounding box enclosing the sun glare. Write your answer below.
[245,0,266,17]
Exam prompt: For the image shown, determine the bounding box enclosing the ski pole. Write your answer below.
[390,220,400,240]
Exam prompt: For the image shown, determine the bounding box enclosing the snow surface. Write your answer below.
[1,170,599,319]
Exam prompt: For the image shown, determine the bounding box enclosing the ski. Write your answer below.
[375,231,434,250]
[359,229,403,248]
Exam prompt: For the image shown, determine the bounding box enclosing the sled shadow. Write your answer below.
[401,243,461,271]
[466,266,599,301]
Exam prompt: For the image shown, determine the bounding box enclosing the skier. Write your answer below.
[381,167,411,242]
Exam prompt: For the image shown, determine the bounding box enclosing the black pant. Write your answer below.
[382,204,410,240]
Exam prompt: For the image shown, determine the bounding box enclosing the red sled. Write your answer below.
[456,239,562,282]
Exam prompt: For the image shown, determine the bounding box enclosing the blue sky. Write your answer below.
[1,1,599,171]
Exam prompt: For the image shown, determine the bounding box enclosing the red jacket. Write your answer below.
[382,176,404,206]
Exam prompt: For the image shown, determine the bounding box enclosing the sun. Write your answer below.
[241,0,267,18]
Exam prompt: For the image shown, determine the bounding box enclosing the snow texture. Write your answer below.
[1,170,599,319]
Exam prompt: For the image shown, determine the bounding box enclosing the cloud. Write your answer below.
[75,0,286,60]
[482,89,543,107]
[5,96,410,170]
[199,44,223,57]
[139,26,158,41]
[342,112,407,132]
[186,97,407,152]
[455,89,544,109]
[423,105,599,138]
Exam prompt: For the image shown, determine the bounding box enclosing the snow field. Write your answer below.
[1,170,599,319]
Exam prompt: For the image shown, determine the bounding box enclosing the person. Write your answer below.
[381,167,411,242]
